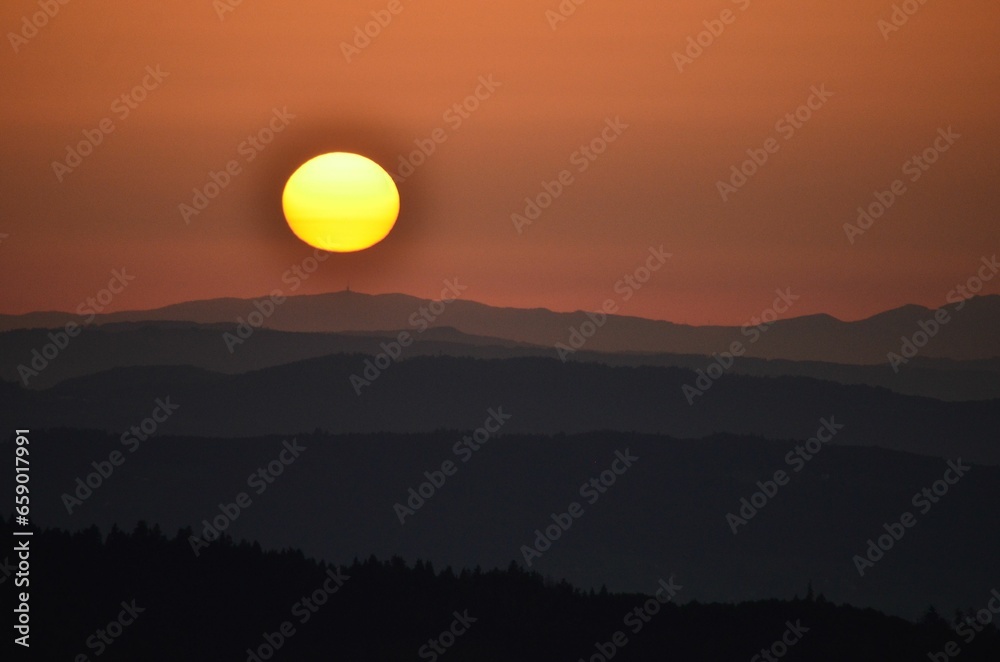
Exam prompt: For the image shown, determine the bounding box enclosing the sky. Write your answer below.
[1,0,998,325]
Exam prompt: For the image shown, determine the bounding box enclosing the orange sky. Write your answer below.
[1,0,998,325]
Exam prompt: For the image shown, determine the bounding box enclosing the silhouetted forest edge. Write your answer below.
[9,517,999,661]
[13,428,1000,622]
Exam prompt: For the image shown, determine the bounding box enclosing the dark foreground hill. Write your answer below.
[10,518,999,661]
[9,430,999,621]
[6,353,999,463]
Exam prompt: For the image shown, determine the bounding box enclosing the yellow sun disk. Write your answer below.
[282,153,400,252]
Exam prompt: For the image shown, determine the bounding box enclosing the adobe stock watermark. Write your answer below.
[349,278,468,394]
[72,599,145,660]
[726,417,844,535]
[17,268,137,386]
[394,75,502,182]
[672,0,752,73]
[519,448,639,567]
[223,246,332,353]
[243,566,350,661]
[716,84,833,202]
[394,407,511,524]
[511,117,629,235]
[843,127,960,244]
[7,0,75,54]
[340,0,410,63]
[877,0,934,41]
[544,0,590,30]
[179,107,295,224]
[575,577,682,662]
[928,588,1000,661]
[886,254,997,372]
[52,65,170,183]
[852,458,970,577]
[555,245,672,361]
[682,287,800,404]
[417,610,477,662]
[189,439,307,556]
[213,0,251,21]
[60,397,179,515]
[749,620,810,662]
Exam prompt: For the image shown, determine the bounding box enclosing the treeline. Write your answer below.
[9,518,999,660]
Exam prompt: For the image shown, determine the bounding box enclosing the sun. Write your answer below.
[282,152,400,252]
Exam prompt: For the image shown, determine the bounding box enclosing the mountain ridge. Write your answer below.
[4,322,1000,401]
[8,352,998,464]
[1,291,998,363]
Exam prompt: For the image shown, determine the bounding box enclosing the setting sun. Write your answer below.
[282,152,399,252]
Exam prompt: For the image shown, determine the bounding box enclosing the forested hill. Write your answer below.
[11,518,999,661]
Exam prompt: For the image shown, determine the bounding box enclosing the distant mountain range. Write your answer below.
[2,290,998,363]
[6,352,998,463]
[2,322,999,401]
[3,290,997,624]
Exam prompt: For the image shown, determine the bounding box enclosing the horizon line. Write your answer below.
[1,288,996,329]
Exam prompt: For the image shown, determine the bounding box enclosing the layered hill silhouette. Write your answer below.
[2,321,999,400]
[2,290,999,363]
[10,430,999,623]
[6,353,998,463]
[3,290,997,638]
